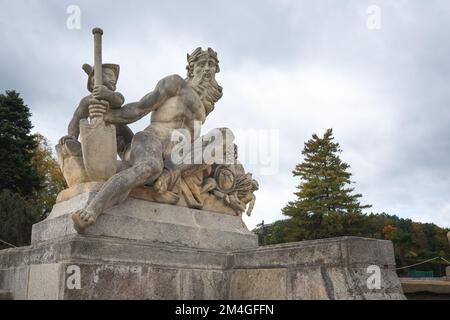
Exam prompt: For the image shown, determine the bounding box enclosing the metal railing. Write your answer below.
[0,238,17,248]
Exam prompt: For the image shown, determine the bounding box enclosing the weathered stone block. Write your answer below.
[348,266,404,299]
[0,269,7,291]
[28,263,62,299]
[147,267,180,300]
[0,226,406,300]
[345,237,395,266]
[9,266,29,300]
[290,266,334,300]
[230,239,344,269]
[324,267,355,300]
[0,290,12,300]
[0,267,30,300]
[230,269,288,300]
[181,269,227,300]
[64,263,149,300]
[33,195,257,251]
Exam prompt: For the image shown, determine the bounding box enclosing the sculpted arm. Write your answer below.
[92,85,125,109]
[67,96,90,139]
[104,75,185,124]
[107,92,125,109]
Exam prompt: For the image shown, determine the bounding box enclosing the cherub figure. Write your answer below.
[59,63,133,160]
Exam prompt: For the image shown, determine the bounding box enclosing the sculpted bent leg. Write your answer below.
[72,131,164,233]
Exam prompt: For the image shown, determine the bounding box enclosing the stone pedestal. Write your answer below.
[32,193,257,251]
[0,193,406,300]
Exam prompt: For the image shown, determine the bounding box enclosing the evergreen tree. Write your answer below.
[0,90,40,196]
[282,129,371,240]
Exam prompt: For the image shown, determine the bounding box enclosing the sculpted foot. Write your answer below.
[72,209,96,234]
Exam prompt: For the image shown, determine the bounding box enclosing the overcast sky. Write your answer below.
[1,0,449,229]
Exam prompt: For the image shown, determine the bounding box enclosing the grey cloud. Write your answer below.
[0,0,449,228]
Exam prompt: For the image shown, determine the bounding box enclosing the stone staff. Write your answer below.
[79,27,117,181]
[93,28,103,97]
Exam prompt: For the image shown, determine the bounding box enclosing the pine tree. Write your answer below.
[0,90,41,196]
[282,129,371,240]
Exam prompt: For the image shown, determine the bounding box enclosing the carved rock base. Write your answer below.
[0,234,405,299]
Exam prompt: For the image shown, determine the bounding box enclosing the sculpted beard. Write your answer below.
[189,72,223,116]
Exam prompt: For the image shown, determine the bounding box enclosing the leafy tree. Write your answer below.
[282,129,371,240]
[0,133,65,249]
[383,224,398,240]
[266,220,292,245]
[390,229,415,267]
[0,90,40,196]
[411,223,428,251]
[0,190,39,249]
[31,133,66,218]
[253,220,293,245]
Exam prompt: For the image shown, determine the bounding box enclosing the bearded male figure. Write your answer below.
[72,47,224,233]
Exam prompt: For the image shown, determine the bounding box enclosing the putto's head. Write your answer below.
[83,63,120,92]
[186,47,220,83]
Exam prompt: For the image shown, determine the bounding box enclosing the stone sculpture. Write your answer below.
[55,28,259,233]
